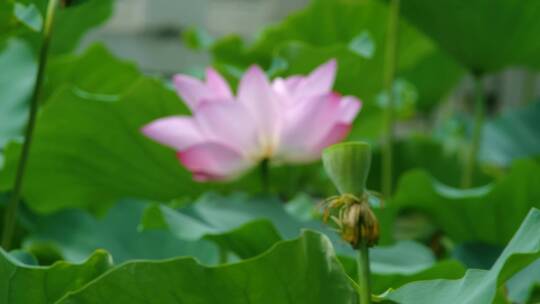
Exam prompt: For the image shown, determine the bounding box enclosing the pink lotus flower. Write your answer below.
[142,59,361,181]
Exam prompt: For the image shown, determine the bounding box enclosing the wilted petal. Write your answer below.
[238,65,281,149]
[205,68,233,99]
[178,142,253,181]
[141,116,204,150]
[195,100,258,154]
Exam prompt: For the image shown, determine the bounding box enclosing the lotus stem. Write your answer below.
[381,0,401,198]
[357,241,372,304]
[461,74,485,188]
[1,0,59,249]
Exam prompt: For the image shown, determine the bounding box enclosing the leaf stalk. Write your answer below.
[381,0,401,198]
[1,0,59,249]
[357,241,372,304]
[461,74,485,188]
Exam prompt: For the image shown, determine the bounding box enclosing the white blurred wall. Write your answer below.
[80,0,308,75]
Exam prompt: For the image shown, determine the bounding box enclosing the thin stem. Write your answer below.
[381,0,400,198]
[259,158,270,193]
[356,242,372,304]
[1,0,59,250]
[461,75,485,188]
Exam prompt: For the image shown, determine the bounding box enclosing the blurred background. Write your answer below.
[81,0,540,113]
[80,0,308,74]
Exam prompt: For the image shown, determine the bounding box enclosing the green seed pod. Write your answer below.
[322,142,371,197]
[322,142,378,248]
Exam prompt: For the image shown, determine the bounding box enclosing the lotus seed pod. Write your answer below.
[322,142,371,196]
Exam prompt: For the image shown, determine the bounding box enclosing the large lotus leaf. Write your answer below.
[480,101,540,166]
[0,248,112,304]
[383,208,540,304]
[391,159,540,245]
[141,202,281,260]
[0,77,200,214]
[23,200,218,264]
[0,43,139,151]
[44,43,141,97]
[140,193,353,255]
[507,258,540,303]
[0,38,36,149]
[399,0,540,73]
[373,260,465,295]
[56,231,358,304]
[141,193,466,294]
